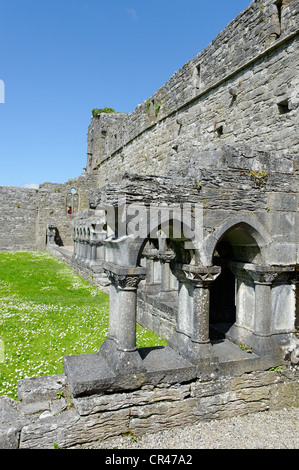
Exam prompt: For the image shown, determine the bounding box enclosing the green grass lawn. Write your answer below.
[0,251,166,400]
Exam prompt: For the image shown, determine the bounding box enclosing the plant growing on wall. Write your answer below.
[92,108,115,117]
[155,103,161,117]
[250,169,268,187]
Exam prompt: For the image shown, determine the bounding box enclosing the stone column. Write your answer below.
[168,264,221,364]
[79,239,85,260]
[227,261,255,344]
[72,235,78,259]
[144,248,159,285]
[182,265,221,344]
[245,265,281,356]
[99,261,147,374]
[89,241,97,263]
[159,251,176,293]
[86,241,92,265]
[77,239,82,259]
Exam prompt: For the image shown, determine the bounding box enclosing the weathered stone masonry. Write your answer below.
[0,0,298,449]
[0,187,38,251]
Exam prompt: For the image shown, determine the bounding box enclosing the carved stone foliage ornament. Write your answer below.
[105,270,145,290]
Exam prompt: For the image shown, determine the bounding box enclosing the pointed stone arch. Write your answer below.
[202,214,273,267]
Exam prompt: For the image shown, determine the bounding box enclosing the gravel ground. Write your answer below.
[81,407,299,450]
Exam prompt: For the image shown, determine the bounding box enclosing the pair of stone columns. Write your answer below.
[168,264,221,363]
[144,248,177,292]
[101,259,222,369]
[228,262,296,355]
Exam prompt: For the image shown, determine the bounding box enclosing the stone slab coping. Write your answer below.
[63,341,283,399]
[63,346,197,398]
[102,260,147,276]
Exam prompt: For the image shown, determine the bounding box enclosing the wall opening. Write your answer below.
[216,125,223,137]
[67,188,79,215]
[277,99,291,115]
[195,64,201,90]
[274,0,283,34]
[210,224,262,340]
[210,239,236,339]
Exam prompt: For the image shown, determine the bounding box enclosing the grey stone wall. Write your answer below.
[85,0,299,188]
[0,187,38,251]
[36,172,97,249]
[0,366,297,449]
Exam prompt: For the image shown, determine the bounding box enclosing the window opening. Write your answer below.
[277,99,290,115]
[67,188,79,215]
[195,64,201,90]
[274,0,283,36]
[216,125,223,137]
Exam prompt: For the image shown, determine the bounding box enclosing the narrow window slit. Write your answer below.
[195,64,201,90]
[277,99,290,115]
[274,0,283,36]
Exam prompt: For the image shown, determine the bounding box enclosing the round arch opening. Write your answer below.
[209,223,262,340]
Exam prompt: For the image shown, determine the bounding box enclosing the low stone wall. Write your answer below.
[0,366,298,449]
[47,245,110,294]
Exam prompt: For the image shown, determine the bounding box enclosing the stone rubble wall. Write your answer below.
[36,172,98,250]
[0,172,98,252]
[0,187,38,251]
[0,367,298,449]
[87,0,299,188]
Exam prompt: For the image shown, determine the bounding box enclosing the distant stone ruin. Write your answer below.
[0,0,298,449]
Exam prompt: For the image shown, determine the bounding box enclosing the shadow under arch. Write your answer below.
[209,221,265,340]
[135,215,197,268]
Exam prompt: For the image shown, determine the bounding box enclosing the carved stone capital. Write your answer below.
[181,264,221,287]
[244,264,296,285]
[109,273,144,290]
[158,251,176,264]
[144,248,160,261]
[103,261,147,291]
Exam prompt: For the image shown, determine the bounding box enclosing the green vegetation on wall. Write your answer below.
[92,108,115,117]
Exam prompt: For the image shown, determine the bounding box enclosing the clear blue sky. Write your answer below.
[0,0,251,188]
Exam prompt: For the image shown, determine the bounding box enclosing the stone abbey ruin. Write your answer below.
[0,0,298,449]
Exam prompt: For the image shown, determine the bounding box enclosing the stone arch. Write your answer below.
[202,214,272,266]
[66,188,79,215]
[208,218,272,342]
[135,214,196,268]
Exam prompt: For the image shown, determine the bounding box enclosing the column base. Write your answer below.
[225,325,283,358]
[225,324,284,358]
[99,337,147,375]
[168,329,219,367]
[248,333,284,358]
[225,323,250,345]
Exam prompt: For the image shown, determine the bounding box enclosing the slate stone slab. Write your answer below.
[63,346,197,398]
